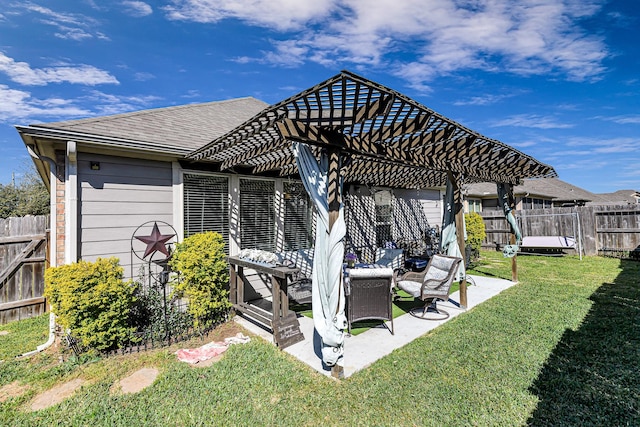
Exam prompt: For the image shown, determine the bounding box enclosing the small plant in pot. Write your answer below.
[345,252,357,268]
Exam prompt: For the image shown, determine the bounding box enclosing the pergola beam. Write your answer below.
[277,118,522,184]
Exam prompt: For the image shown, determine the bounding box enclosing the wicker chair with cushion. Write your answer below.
[395,254,462,320]
[345,267,394,334]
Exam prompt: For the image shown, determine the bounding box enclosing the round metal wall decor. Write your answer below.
[130,221,177,264]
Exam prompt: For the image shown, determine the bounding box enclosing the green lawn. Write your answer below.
[1,252,638,426]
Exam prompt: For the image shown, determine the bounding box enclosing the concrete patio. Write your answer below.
[235,274,517,378]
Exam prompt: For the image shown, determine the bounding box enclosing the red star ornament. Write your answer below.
[135,222,175,259]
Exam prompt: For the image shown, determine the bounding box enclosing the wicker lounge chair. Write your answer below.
[395,254,462,320]
[345,267,394,334]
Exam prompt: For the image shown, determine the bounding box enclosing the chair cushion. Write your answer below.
[396,280,422,297]
[348,267,394,279]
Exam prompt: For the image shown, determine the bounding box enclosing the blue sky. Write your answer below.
[1,0,638,193]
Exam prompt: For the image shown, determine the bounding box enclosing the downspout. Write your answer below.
[21,146,58,357]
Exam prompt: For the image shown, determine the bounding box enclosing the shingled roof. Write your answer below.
[20,97,268,154]
[466,177,595,203]
[589,189,640,205]
[186,70,556,188]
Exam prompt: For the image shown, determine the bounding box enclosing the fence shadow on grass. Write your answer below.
[527,259,640,426]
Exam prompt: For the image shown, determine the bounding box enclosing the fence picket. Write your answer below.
[481,205,640,258]
[0,215,49,324]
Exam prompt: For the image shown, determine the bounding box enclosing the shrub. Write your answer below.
[168,232,231,327]
[128,265,193,342]
[465,212,487,256]
[44,257,137,351]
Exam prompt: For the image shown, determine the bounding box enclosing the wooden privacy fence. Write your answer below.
[0,215,49,324]
[481,205,640,257]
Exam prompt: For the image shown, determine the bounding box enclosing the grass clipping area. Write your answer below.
[1,252,638,426]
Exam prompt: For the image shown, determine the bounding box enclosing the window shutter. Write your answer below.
[283,181,314,250]
[183,174,229,249]
[240,179,275,251]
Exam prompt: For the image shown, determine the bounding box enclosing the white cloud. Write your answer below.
[558,136,640,157]
[133,71,155,81]
[556,158,609,170]
[602,115,640,124]
[492,114,575,129]
[122,1,153,17]
[163,0,610,86]
[620,164,640,178]
[453,93,517,106]
[164,0,336,31]
[262,40,309,67]
[0,85,162,123]
[0,84,91,121]
[0,52,119,86]
[18,2,107,40]
[85,90,162,115]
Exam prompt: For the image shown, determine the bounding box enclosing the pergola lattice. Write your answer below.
[187,70,556,187]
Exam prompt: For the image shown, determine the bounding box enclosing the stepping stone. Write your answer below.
[0,331,9,336]
[117,367,159,394]
[0,381,30,403]
[30,378,84,411]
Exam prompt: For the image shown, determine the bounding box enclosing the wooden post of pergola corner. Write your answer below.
[327,146,345,380]
[448,171,467,309]
[507,184,518,283]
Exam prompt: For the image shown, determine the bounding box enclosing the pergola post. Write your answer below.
[448,171,467,308]
[507,185,518,282]
[327,147,345,379]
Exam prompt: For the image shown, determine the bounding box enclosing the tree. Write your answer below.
[0,162,50,218]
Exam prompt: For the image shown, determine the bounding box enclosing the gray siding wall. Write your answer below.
[77,153,173,277]
[394,189,442,229]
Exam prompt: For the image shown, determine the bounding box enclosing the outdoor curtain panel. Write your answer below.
[294,142,347,367]
[440,178,466,281]
[497,183,522,258]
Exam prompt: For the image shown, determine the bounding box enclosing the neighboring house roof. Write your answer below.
[22,97,269,154]
[589,190,640,205]
[465,177,595,203]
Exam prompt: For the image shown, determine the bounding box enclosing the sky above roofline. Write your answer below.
[1,0,638,193]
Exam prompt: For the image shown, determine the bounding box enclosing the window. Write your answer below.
[240,179,275,251]
[482,198,499,211]
[183,173,229,249]
[521,197,551,210]
[283,181,314,250]
[467,199,482,213]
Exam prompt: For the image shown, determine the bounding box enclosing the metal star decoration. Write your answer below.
[134,222,175,259]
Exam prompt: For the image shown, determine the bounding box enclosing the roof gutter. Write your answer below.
[16,125,191,158]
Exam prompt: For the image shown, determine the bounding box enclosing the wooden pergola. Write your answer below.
[187,69,556,309]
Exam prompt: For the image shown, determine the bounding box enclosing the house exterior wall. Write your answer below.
[343,186,442,262]
[394,188,442,229]
[77,153,173,274]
